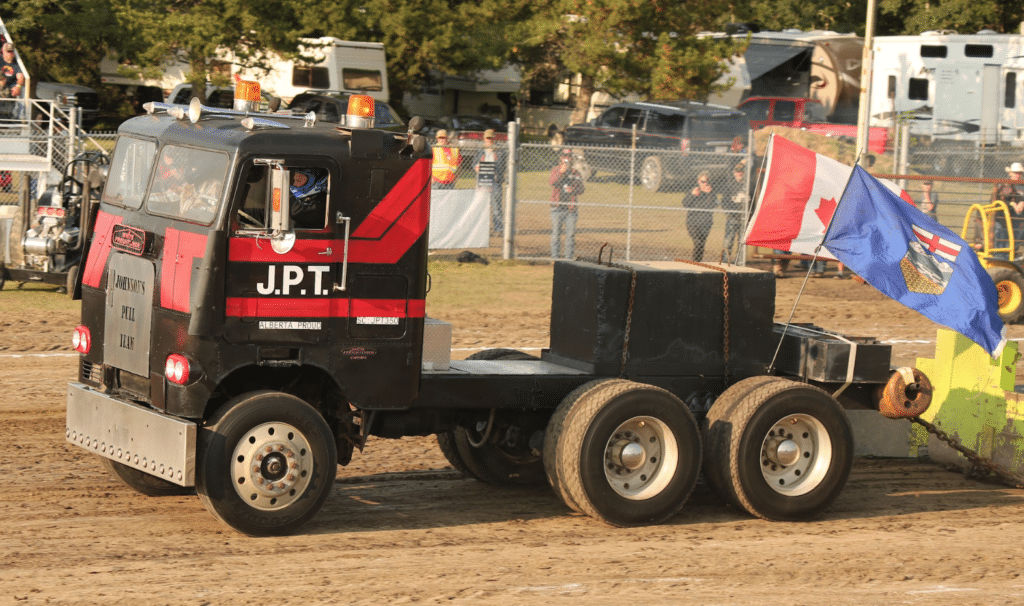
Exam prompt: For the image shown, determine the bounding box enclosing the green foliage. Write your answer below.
[651,34,748,102]
[5,0,1024,121]
[107,0,307,101]
[508,0,734,119]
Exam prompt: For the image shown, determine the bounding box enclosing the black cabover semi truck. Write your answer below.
[65,84,931,535]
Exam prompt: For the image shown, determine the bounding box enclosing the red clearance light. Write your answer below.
[72,325,91,354]
[165,354,190,385]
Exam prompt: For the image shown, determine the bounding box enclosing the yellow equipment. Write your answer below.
[961,201,1024,323]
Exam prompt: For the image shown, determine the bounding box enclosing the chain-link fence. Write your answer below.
[430,133,752,263]
[512,143,750,262]
[8,122,1024,268]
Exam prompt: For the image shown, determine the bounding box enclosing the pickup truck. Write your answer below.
[562,100,750,192]
[737,97,889,155]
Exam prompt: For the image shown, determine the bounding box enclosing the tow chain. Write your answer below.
[676,259,731,386]
[619,266,636,378]
[912,416,1024,489]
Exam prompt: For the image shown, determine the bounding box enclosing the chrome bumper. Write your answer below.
[66,382,197,486]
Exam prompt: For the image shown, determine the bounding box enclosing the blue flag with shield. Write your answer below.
[823,165,1006,357]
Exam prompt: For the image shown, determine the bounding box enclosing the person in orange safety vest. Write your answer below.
[431,129,462,188]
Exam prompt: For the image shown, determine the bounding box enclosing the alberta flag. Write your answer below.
[745,135,1006,357]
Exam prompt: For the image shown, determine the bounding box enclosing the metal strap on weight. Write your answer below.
[592,245,637,378]
[586,249,733,383]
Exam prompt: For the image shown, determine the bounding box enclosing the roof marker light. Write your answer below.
[346,95,375,129]
[234,80,261,112]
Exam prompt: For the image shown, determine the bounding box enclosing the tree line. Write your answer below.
[2,0,1022,124]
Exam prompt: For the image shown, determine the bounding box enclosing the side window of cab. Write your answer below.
[233,162,333,233]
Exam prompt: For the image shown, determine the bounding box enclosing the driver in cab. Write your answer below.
[289,168,328,229]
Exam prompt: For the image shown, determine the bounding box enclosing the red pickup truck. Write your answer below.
[737,97,889,155]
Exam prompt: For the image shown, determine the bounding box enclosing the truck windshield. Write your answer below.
[145,145,229,225]
[103,136,157,210]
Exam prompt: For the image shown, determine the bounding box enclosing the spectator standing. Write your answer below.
[992,162,1024,258]
[685,171,718,261]
[550,148,584,259]
[474,129,507,233]
[431,130,461,189]
[720,163,752,262]
[918,180,939,220]
[0,42,24,120]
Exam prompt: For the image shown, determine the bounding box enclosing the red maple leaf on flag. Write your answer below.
[815,197,837,233]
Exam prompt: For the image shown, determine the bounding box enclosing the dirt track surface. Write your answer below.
[4,273,1024,605]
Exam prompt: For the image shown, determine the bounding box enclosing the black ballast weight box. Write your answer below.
[548,260,776,378]
[770,323,892,384]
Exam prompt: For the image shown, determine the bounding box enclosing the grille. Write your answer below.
[80,359,101,384]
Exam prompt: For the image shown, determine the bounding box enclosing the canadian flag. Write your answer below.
[743,135,913,259]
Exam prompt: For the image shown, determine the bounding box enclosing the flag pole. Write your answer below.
[855,0,877,169]
[729,135,771,265]
[768,161,862,374]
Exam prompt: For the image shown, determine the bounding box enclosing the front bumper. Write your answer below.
[66,382,197,486]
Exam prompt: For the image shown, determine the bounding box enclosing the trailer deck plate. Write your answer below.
[435,359,591,376]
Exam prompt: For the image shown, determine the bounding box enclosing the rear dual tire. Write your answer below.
[545,379,702,526]
[702,377,853,521]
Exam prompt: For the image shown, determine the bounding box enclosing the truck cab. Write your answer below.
[68,85,433,533]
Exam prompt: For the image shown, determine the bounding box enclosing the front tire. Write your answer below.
[196,391,337,536]
[706,377,853,521]
[101,457,193,496]
[553,380,701,526]
[988,266,1024,323]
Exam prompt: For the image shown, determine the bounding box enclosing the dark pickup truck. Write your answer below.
[562,101,750,192]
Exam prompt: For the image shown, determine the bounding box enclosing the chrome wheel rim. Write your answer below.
[760,414,832,496]
[603,416,679,500]
[640,160,658,189]
[231,422,312,510]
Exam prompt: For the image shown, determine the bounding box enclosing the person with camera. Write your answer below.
[549,148,585,259]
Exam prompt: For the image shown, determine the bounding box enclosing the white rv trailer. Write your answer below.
[516,29,862,141]
[739,30,864,124]
[868,32,1024,144]
[100,38,389,104]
